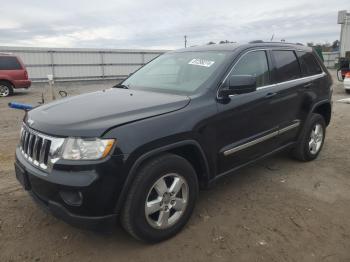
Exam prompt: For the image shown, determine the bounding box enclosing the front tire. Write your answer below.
[346,89,350,94]
[0,81,14,97]
[121,153,199,242]
[291,113,326,161]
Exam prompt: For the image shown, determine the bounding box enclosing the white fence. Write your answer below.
[322,51,340,69]
[0,46,166,82]
[1,46,337,81]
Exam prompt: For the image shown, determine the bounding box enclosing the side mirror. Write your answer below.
[219,75,257,97]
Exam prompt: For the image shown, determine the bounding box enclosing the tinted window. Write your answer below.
[0,56,22,70]
[297,52,322,76]
[272,51,301,82]
[229,51,270,87]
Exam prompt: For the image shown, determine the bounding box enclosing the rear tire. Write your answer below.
[291,113,326,161]
[346,89,350,94]
[0,81,14,97]
[121,153,198,242]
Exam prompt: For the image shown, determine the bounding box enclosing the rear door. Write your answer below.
[0,56,26,82]
[269,49,305,147]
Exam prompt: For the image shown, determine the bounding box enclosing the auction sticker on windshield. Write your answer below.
[188,58,215,67]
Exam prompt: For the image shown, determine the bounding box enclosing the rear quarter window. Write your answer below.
[297,52,323,76]
[272,50,301,82]
[0,56,22,70]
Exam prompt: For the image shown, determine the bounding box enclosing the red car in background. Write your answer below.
[0,54,31,97]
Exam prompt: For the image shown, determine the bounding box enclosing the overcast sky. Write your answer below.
[0,0,348,50]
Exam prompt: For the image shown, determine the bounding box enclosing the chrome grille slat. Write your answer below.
[19,124,64,171]
[28,133,35,158]
[32,136,40,161]
[23,131,30,154]
[20,128,25,149]
[39,139,48,165]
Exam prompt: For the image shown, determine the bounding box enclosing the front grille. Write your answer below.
[19,125,55,170]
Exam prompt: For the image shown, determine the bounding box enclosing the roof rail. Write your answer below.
[249,40,304,46]
[249,40,264,43]
[0,52,13,55]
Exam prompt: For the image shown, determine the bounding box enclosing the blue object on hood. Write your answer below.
[8,102,34,111]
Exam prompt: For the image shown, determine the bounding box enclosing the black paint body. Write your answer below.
[15,43,332,229]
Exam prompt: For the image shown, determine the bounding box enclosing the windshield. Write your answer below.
[122,51,229,94]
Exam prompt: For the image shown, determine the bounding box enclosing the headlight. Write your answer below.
[61,138,115,160]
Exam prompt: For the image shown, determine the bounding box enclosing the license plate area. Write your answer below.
[15,162,31,190]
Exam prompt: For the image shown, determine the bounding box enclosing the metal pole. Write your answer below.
[49,50,55,79]
[100,51,105,79]
[141,52,145,65]
[47,74,56,100]
[184,35,187,48]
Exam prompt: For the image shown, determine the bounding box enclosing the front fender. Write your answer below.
[114,139,210,214]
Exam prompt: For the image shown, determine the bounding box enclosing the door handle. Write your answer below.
[265,92,277,98]
[304,82,313,88]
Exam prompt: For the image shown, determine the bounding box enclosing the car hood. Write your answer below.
[26,88,190,137]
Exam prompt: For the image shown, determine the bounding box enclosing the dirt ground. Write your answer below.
[0,72,350,262]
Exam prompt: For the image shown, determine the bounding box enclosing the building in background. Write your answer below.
[337,10,350,79]
[338,10,350,58]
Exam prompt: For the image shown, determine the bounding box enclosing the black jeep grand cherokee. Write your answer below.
[15,42,332,242]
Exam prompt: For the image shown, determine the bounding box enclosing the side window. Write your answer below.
[272,50,301,82]
[229,51,270,88]
[0,56,22,70]
[297,52,323,76]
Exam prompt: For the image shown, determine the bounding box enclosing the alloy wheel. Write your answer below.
[0,85,10,97]
[309,123,324,155]
[145,173,189,229]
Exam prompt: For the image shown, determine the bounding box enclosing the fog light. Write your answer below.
[59,190,83,207]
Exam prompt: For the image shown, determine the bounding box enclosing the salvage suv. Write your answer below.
[0,53,31,97]
[14,42,332,242]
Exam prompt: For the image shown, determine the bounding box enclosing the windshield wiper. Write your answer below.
[113,84,129,89]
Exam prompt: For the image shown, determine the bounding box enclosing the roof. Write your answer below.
[174,42,312,53]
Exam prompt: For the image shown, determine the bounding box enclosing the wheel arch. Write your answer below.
[312,101,332,126]
[0,78,14,87]
[115,140,210,214]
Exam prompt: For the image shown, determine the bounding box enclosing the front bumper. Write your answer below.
[29,190,116,231]
[15,147,127,231]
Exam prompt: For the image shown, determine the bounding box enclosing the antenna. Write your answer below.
[184,35,188,48]
[270,33,274,41]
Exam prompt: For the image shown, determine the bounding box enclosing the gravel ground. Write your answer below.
[0,72,350,262]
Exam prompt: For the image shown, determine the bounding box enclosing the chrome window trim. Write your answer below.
[216,48,326,99]
[255,72,326,91]
[223,121,300,156]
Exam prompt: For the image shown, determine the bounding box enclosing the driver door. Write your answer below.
[215,50,281,174]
